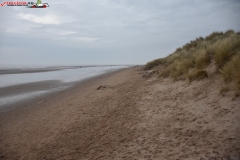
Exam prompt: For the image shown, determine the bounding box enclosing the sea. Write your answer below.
[0,65,130,107]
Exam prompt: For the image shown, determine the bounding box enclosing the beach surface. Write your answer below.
[0,66,239,160]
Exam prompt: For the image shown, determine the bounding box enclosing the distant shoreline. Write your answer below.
[0,65,135,75]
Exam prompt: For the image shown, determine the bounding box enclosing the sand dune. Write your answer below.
[0,67,239,160]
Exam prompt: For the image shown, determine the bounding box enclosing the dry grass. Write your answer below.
[220,52,240,82]
[220,85,230,95]
[145,29,240,95]
[235,89,240,97]
[205,32,224,41]
[212,34,240,68]
[145,58,165,70]
[188,69,208,82]
[195,49,211,69]
[220,52,240,95]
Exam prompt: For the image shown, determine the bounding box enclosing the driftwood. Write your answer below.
[97,85,102,90]
[97,85,107,90]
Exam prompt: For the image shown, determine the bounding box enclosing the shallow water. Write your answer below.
[0,66,126,88]
[0,66,128,107]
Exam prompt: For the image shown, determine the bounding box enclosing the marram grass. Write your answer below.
[145,30,240,95]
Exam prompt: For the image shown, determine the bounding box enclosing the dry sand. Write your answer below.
[0,67,239,160]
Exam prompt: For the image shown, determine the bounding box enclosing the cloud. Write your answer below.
[18,13,63,25]
[57,31,77,36]
[44,29,77,36]
[51,36,102,43]
[73,37,102,42]
[1,0,240,66]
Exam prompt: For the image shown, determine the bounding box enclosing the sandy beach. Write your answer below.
[0,66,239,160]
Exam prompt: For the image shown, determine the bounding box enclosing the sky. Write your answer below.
[0,0,240,66]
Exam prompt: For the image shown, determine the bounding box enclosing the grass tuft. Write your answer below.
[195,49,211,69]
[225,29,235,35]
[212,34,240,68]
[188,69,208,82]
[205,31,224,41]
[220,52,240,96]
[235,87,240,97]
[220,52,240,82]
[145,58,165,70]
[220,85,230,95]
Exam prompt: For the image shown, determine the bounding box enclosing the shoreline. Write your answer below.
[0,65,133,75]
[0,67,127,111]
[0,66,239,160]
[0,67,128,109]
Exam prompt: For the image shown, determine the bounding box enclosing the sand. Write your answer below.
[0,67,239,160]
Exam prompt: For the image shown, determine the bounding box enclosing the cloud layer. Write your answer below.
[0,0,240,66]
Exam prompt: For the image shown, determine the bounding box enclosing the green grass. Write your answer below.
[145,29,240,95]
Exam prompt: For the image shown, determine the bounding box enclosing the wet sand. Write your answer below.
[0,80,63,97]
[0,68,63,75]
[0,66,239,160]
[0,65,129,75]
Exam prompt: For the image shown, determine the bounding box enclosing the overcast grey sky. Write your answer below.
[0,0,240,66]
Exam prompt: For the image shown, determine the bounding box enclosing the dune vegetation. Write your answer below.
[145,30,240,96]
